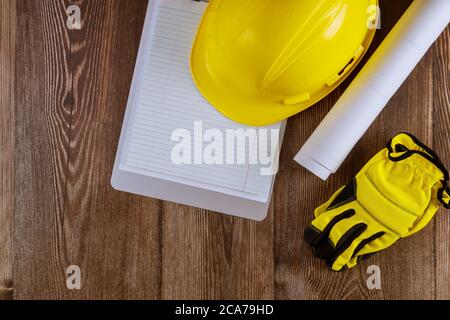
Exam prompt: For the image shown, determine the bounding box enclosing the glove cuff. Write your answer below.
[387,132,449,209]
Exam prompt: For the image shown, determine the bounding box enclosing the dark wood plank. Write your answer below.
[161,203,274,299]
[64,0,161,300]
[364,52,435,300]
[14,0,161,299]
[274,0,441,300]
[13,0,73,299]
[433,27,450,300]
[0,0,15,301]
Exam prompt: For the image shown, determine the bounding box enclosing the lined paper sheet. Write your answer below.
[119,0,283,202]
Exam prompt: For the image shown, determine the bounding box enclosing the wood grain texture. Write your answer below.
[0,0,15,301]
[14,0,161,299]
[3,0,450,300]
[433,27,450,300]
[161,203,274,300]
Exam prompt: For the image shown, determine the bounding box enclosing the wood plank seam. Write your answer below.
[0,0,15,300]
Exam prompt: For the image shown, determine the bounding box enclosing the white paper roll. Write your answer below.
[295,0,450,180]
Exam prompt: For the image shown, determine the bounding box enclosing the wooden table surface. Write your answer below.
[1,0,449,300]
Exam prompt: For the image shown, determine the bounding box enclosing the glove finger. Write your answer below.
[346,232,399,268]
[329,229,385,271]
[304,209,356,260]
[324,218,368,271]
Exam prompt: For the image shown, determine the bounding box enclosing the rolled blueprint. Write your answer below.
[294,0,450,180]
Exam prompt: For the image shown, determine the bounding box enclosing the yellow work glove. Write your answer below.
[304,133,450,271]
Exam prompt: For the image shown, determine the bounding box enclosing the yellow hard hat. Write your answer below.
[191,0,378,126]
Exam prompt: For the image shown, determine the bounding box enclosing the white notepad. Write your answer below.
[112,0,285,220]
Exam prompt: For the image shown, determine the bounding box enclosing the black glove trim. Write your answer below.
[350,231,385,260]
[438,184,450,209]
[327,179,357,210]
[304,209,356,260]
[326,223,367,272]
